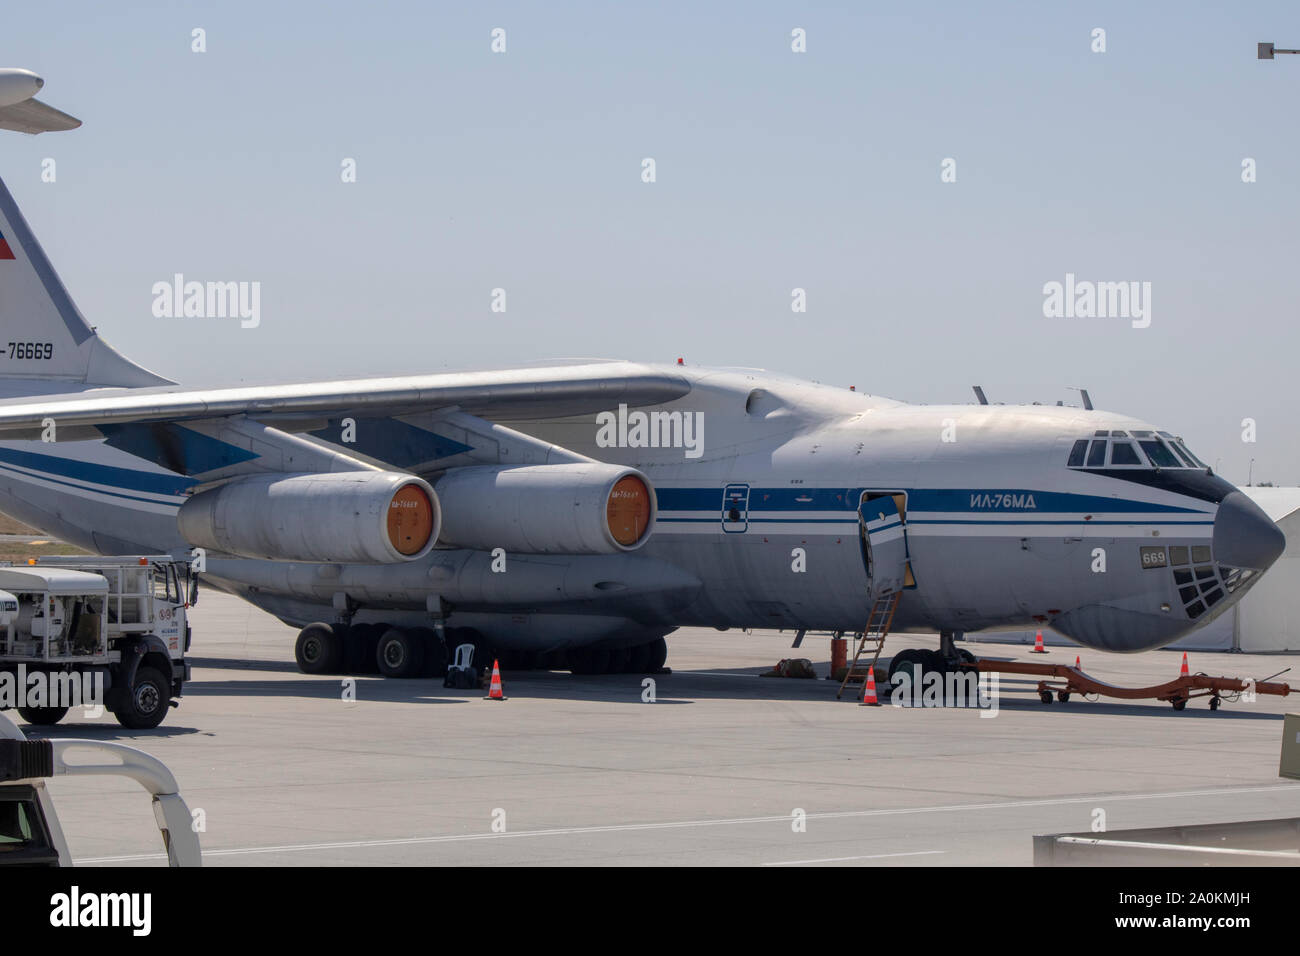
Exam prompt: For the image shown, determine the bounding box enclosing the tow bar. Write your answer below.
[969,659,1293,711]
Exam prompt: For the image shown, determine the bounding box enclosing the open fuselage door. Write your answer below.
[859,491,916,598]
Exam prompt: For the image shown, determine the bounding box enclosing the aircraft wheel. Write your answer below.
[586,647,612,674]
[344,623,379,674]
[17,706,68,726]
[114,667,170,729]
[644,637,668,673]
[469,633,496,679]
[377,627,426,678]
[296,622,343,674]
[887,648,924,685]
[410,627,446,677]
[625,642,653,674]
[606,647,631,673]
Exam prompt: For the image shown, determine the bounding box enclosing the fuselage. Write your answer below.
[0,365,1282,654]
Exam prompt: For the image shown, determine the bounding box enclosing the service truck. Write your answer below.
[0,556,193,730]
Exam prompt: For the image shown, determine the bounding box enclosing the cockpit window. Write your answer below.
[1168,443,1196,467]
[1177,441,1208,469]
[1139,440,1179,468]
[1068,432,1210,471]
[1110,442,1141,466]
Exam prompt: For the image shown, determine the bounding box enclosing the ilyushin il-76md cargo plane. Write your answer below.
[0,171,1284,684]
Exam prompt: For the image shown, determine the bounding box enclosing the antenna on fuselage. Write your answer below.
[972,385,989,405]
[1067,386,1093,410]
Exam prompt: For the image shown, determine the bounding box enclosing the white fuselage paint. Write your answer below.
[0,365,1259,654]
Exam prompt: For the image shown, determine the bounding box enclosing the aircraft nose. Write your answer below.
[1213,491,1285,571]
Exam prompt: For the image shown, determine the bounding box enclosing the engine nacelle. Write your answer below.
[434,463,655,554]
[0,69,43,108]
[178,472,439,564]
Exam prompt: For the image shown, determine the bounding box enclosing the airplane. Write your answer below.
[0,169,1284,685]
[0,69,80,134]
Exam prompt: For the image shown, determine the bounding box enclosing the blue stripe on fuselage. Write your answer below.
[654,486,1208,515]
[0,445,192,498]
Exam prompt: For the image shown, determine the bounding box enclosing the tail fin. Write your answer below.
[0,173,171,388]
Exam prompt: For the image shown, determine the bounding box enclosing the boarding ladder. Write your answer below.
[836,590,902,699]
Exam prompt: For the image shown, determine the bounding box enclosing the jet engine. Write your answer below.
[434,463,655,554]
[178,472,439,563]
[0,69,42,108]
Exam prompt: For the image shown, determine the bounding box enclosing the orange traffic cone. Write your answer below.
[1180,652,1189,677]
[860,665,881,707]
[485,659,506,700]
[1031,630,1048,653]
[1074,655,1081,670]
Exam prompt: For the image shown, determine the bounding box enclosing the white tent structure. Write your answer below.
[975,487,1300,654]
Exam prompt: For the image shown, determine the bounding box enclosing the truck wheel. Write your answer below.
[17,706,68,726]
[114,667,170,730]
[296,622,342,674]
[377,627,425,678]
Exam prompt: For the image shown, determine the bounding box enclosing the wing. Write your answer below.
[0,361,691,430]
[0,361,694,482]
[0,98,81,134]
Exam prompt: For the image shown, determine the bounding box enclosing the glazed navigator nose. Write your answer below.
[1213,491,1285,570]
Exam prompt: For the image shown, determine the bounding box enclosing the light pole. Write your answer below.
[1259,42,1300,59]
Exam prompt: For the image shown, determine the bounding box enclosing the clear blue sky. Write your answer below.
[2,1,1298,485]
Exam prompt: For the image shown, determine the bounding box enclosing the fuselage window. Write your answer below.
[1086,440,1107,467]
[1109,442,1141,466]
[1139,439,1179,468]
[1068,440,1088,467]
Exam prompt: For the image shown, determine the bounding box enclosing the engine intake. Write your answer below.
[178,471,439,564]
[434,463,655,554]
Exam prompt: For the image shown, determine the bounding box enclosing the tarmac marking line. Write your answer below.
[76,781,1300,864]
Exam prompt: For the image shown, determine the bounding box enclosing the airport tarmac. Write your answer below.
[23,590,1300,867]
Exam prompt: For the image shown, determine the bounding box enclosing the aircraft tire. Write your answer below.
[344,623,380,674]
[625,642,653,673]
[644,637,668,674]
[886,648,924,685]
[606,647,630,673]
[376,627,426,678]
[467,631,496,678]
[586,647,612,674]
[296,622,343,674]
[413,627,448,677]
[17,706,68,726]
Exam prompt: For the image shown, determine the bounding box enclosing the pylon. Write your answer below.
[1180,652,1189,677]
[1075,655,1081,670]
[860,665,881,706]
[1031,629,1048,653]
[485,659,506,700]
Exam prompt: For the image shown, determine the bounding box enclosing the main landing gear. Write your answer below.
[293,622,669,680]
